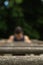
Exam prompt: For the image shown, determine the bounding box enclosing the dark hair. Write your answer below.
[15,26,23,34]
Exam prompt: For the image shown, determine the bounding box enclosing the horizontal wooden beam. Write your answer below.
[0,55,43,65]
[0,42,43,54]
[0,42,43,47]
[32,39,43,44]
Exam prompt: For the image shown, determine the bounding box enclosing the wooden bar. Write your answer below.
[0,55,43,65]
[0,42,43,54]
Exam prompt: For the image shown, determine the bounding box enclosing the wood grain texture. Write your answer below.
[0,55,43,65]
[0,42,43,54]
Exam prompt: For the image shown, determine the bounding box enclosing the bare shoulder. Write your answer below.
[9,35,14,39]
[24,35,30,39]
[24,35,31,43]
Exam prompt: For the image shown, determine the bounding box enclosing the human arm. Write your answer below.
[7,35,14,43]
[0,35,14,46]
[24,35,32,43]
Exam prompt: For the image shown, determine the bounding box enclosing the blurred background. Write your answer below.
[0,0,43,40]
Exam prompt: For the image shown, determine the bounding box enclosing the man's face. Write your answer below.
[15,33,22,38]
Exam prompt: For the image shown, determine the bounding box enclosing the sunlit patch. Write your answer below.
[4,0,9,7]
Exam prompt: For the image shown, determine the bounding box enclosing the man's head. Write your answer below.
[14,26,23,38]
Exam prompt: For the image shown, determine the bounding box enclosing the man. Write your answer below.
[8,26,31,43]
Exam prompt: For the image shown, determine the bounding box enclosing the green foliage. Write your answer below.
[0,22,7,31]
[21,22,40,39]
[0,6,7,31]
[12,6,23,17]
[0,0,43,40]
[38,17,43,24]
[15,0,23,4]
[9,0,14,7]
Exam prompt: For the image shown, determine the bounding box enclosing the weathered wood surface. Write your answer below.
[0,42,43,54]
[32,39,43,44]
[0,55,43,65]
[0,39,43,55]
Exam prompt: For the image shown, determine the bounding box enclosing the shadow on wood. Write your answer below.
[0,42,43,55]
